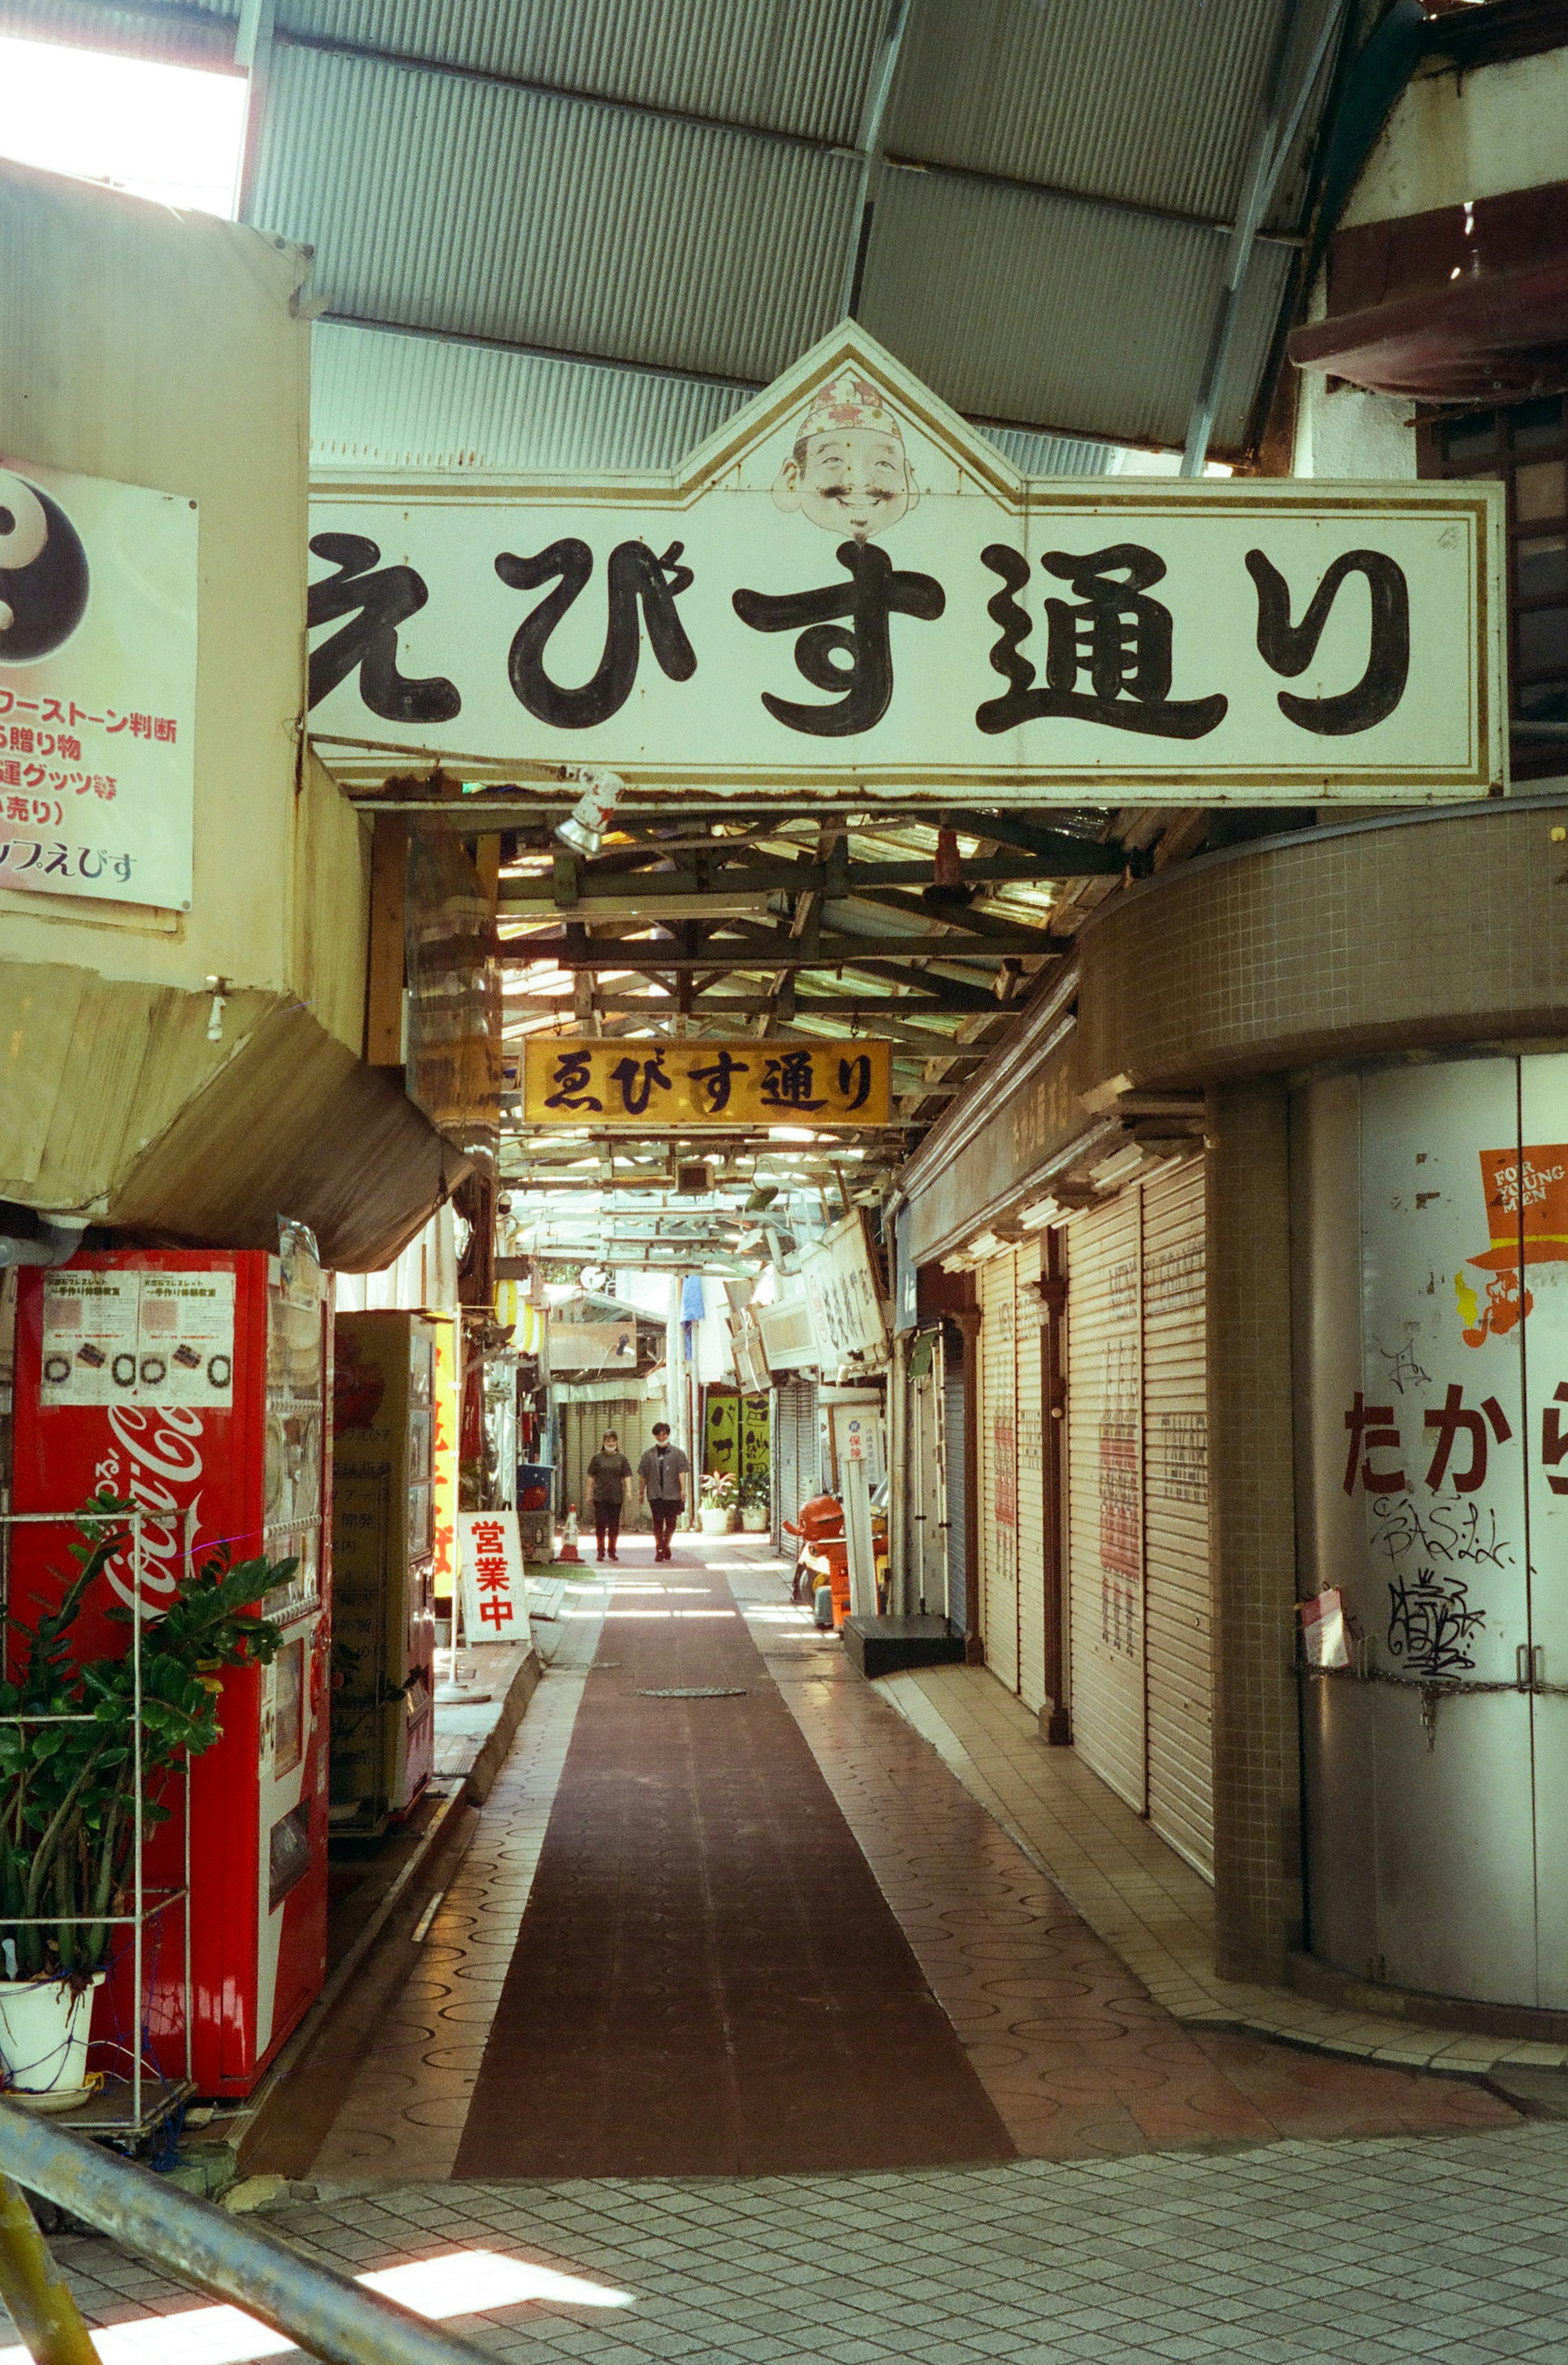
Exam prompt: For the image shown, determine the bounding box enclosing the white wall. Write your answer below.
[1343,47,1568,226]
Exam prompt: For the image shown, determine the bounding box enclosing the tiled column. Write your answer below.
[1207,1079,1301,1982]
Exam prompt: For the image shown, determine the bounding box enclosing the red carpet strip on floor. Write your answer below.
[452,1569,1016,2177]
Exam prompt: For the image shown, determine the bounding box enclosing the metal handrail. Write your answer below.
[0,2104,493,2365]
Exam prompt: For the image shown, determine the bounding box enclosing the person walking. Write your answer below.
[637,1422,690,1562]
[586,1430,634,1563]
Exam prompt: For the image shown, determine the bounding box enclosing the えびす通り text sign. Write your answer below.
[0,459,197,909]
[307,327,1503,805]
[523,1035,891,1129]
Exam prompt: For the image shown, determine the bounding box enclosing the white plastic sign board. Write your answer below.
[458,1508,525,1640]
[308,325,1503,805]
[0,459,198,909]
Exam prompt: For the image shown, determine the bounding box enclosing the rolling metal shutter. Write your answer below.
[1015,1238,1048,1714]
[1066,1194,1147,1813]
[774,1376,820,1538]
[978,1250,1020,1692]
[1141,1158,1213,1879]
[944,1357,968,1636]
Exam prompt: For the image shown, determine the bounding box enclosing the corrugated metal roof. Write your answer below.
[273,0,884,147]
[310,321,751,472]
[0,0,237,63]
[3,0,1343,458]
[256,41,857,381]
[887,0,1337,231]
[309,319,1130,475]
[862,163,1294,451]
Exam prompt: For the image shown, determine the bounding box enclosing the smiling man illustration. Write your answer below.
[771,372,920,542]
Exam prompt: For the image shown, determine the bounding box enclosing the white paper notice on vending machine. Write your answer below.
[39,1267,235,1407]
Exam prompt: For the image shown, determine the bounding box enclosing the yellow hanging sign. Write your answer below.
[522,1037,892,1129]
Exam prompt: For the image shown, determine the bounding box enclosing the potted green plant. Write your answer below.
[699,1471,738,1536]
[737,1470,771,1533]
[0,1494,287,2106]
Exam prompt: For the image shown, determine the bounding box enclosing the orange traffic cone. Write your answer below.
[557,1504,584,1565]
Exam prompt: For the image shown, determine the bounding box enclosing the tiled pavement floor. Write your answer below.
[33,2123,1568,2365]
[13,1537,1567,2365]
[879,1663,1568,2073]
[298,1537,1515,2176]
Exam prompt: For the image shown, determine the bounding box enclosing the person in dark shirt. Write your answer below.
[637,1422,690,1562]
[586,1431,634,1563]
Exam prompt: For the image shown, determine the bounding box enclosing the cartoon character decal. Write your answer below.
[1456,1145,1568,1346]
[769,372,921,543]
[0,469,90,663]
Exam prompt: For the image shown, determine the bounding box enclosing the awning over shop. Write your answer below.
[1291,180,1568,402]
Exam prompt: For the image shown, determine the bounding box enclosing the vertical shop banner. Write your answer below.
[430,1319,460,1605]
[458,1509,524,1638]
[0,459,198,910]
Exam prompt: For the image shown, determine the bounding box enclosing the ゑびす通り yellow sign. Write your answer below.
[522,1037,891,1129]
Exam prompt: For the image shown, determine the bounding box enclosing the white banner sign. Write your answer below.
[458,1507,525,1640]
[307,326,1503,804]
[0,459,198,909]
[801,1210,890,1371]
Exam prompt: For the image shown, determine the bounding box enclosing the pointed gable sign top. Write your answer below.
[307,323,1503,803]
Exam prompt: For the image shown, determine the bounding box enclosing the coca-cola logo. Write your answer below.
[99,1404,206,1614]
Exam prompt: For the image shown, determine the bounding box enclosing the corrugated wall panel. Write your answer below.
[276,0,884,146]
[1067,1193,1146,1812]
[979,1249,1020,1695]
[310,320,749,471]
[1141,1158,1213,1881]
[1016,1237,1047,1716]
[254,42,856,383]
[862,167,1293,452]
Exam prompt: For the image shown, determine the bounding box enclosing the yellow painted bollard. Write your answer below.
[0,2175,102,2365]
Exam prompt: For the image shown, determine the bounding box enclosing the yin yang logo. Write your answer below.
[0,470,90,664]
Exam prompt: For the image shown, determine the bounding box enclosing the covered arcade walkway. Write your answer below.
[260,1534,1511,2184]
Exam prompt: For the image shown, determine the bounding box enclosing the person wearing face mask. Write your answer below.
[637,1422,690,1562]
[585,1429,633,1563]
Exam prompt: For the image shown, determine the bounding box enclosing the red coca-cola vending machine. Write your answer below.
[9,1242,332,2098]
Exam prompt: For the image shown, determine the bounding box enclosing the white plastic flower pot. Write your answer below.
[739,1509,769,1533]
[699,1506,734,1536]
[0,1972,103,2106]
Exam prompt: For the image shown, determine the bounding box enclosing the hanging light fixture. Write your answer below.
[922,824,973,908]
[555,768,625,858]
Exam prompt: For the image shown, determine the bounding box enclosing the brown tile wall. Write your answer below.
[1076,803,1568,1094]
[1207,1080,1301,1982]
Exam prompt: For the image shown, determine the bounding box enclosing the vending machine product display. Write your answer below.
[9,1247,332,2099]
[330,1312,437,1833]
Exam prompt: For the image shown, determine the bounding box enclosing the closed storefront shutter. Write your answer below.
[979,1250,1020,1692]
[944,1357,968,1636]
[775,1377,820,1536]
[1066,1194,1147,1813]
[1015,1237,1048,1714]
[1141,1158,1213,1876]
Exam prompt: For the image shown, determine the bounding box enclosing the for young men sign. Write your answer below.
[308,328,1504,807]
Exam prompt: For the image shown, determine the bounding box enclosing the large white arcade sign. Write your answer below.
[307,327,1504,805]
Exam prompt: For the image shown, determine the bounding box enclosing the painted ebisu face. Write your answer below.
[0,469,90,662]
[771,428,919,542]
